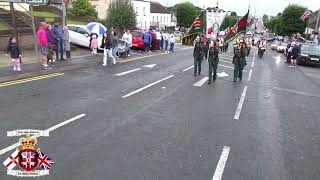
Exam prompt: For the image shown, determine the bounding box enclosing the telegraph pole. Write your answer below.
[315,8,320,44]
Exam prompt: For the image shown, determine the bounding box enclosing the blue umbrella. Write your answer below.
[86,22,107,35]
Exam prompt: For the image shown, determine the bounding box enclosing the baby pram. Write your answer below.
[117,40,130,58]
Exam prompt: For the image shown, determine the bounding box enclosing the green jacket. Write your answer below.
[232,48,247,69]
[208,46,219,64]
[193,42,204,59]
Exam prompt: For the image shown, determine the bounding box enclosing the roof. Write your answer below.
[150,1,170,14]
[307,10,319,30]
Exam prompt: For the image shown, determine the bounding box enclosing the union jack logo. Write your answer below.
[38,151,54,170]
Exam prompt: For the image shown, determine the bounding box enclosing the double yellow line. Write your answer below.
[0,73,64,88]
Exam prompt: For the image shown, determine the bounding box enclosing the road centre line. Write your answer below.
[193,77,209,87]
[212,146,231,180]
[0,73,64,88]
[247,69,253,81]
[114,68,141,76]
[183,65,194,72]
[122,75,174,98]
[234,86,248,120]
[251,61,255,68]
[0,114,86,156]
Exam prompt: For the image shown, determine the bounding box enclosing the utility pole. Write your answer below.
[315,8,320,44]
[30,5,38,58]
[62,0,71,58]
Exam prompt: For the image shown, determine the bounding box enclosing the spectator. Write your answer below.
[46,24,56,64]
[169,34,176,52]
[143,29,151,53]
[90,34,98,55]
[52,21,65,61]
[37,22,49,69]
[101,31,115,66]
[156,31,161,50]
[163,32,169,53]
[122,29,132,56]
[6,37,21,71]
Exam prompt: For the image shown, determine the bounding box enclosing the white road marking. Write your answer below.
[114,68,141,76]
[234,86,248,120]
[218,64,247,72]
[183,65,194,72]
[247,69,253,81]
[212,146,231,180]
[220,60,232,64]
[251,61,255,68]
[0,114,86,156]
[193,77,209,87]
[219,64,234,69]
[122,75,174,98]
[143,64,157,68]
[217,71,229,77]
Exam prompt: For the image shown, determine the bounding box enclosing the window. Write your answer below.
[160,16,162,23]
[131,31,143,38]
[157,16,158,22]
[145,21,147,28]
[143,7,145,16]
[136,7,138,15]
[76,27,89,35]
[153,16,155,22]
[67,26,77,32]
[167,17,169,23]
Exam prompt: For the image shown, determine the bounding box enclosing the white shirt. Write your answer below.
[156,32,161,40]
[169,35,175,43]
[122,32,132,47]
[163,33,169,41]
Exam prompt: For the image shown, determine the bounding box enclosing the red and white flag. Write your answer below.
[300,9,312,21]
[3,150,19,170]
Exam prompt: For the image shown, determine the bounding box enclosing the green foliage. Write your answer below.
[265,4,307,36]
[230,12,237,17]
[175,2,197,28]
[106,0,136,30]
[281,5,307,36]
[69,0,97,18]
[220,15,238,30]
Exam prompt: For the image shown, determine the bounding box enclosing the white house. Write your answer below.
[132,0,151,29]
[149,1,173,28]
[90,0,113,19]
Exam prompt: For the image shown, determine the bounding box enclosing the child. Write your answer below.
[6,37,21,71]
[169,34,176,52]
[90,34,98,55]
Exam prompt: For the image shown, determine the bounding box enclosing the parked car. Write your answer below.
[67,24,103,50]
[276,42,288,53]
[297,43,320,65]
[131,30,158,50]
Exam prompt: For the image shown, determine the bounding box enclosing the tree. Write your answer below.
[175,2,197,27]
[219,15,238,30]
[106,0,136,30]
[230,12,237,17]
[69,0,97,18]
[280,4,307,36]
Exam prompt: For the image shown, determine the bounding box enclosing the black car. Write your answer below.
[297,43,320,65]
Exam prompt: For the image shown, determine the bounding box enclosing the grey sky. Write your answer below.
[148,0,319,17]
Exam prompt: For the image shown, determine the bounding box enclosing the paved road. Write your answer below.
[0,46,319,179]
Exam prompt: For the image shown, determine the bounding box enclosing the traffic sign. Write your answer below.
[25,0,48,5]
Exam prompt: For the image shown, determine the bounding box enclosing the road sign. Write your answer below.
[25,0,48,5]
[0,0,23,2]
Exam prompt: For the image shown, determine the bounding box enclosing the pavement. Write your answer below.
[0,44,187,83]
[0,45,320,179]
